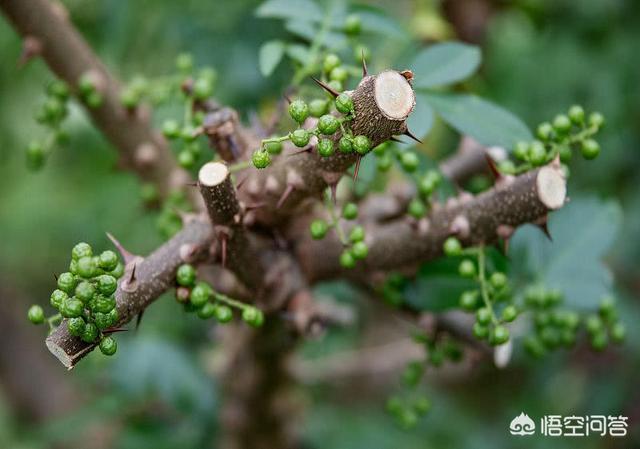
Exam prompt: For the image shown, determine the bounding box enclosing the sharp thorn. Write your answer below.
[106,232,136,264]
[361,49,368,77]
[53,273,58,281]
[220,234,227,269]
[185,182,199,188]
[403,129,422,144]
[389,137,406,144]
[103,327,128,335]
[283,93,292,104]
[502,238,510,256]
[228,136,240,160]
[288,147,312,157]
[353,156,362,182]
[311,76,339,97]
[330,183,337,205]
[484,154,502,181]
[235,175,248,191]
[244,202,267,211]
[128,262,137,284]
[135,310,144,331]
[538,222,553,241]
[276,184,295,209]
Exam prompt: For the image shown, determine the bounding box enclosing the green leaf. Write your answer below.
[286,44,311,65]
[406,94,434,141]
[412,42,481,88]
[424,93,532,148]
[285,19,346,48]
[256,0,323,22]
[351,4,409,40]
[259,40,285,76]
[510,196,622,309]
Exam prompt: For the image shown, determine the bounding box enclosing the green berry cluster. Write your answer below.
[252,91,360,169]
[28,242,124,356]
[27,80,71,171]
[174,263,264,327]
[502,106,605,175]
[78,72,104,109]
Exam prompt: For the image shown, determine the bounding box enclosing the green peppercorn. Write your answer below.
[99,336,117,355]
[318,114,340,135]
[327,80,343,92]
[93,311,111,330]
[264,140,283,155]
[472,322,489,339]
[414,397,431,415]
[529,141,547,166]
[349,225,365,243]
[197,302,217,319]
[309,99,329,118]
[176,264,197,287]
[50,289,68,309]
[77,256,98,279]
[97,274,118,295]
[458,259,476,278]
[323,54,341,73]
[110,262,125,279]
[162,120,181,139]
[400,152,419,172]
[181,125,197,142]
[476,307,492,326]
[28,305,45,324]
[242,307,264,327]
[252,150,271,169]
[524,335,546,358]
[499,160,516,174]
[408,198,426,218]
[67,317,85,336]
[317,138,335,157]
[490,272,508,290]
[459,290,478,310]
[490,325,510,345]
[25,141,46,170]
[310,220,328,240]
[540,327,560,348]
[536,122,554,140]
[342,202,358,220]
[288,100,309,124]
[501,305,517,322]
[61,298,84,318]
[190,282,212,307]
[178,150,195,169]
[513,141,529,160]
[588,112,604,128]
[329,66,348,83]
[215,305,233,323]
[586,314,603,335]
[338,136,353,153]
[120,89,139,108]
[97,250,118,271]
[443,237,462,257]
[552,114,571,134]
[339,250,356,269]
[590,331,608,351]
[107,308,119,326]
[335,93,354,114]
[176,53,193,72]
[352,135,371,154]
[353,44,371,62]
[193,77,213,100]
[581,139,600,160]
[86,91,103,108]
[48,80,70,100]
[290,129,310,147]
[351,241,369,259]
[568,105,584,124]
[72,242,93,261]
[57,272,77,294]
[611,322,626,343]
[92,295,116,314]
[418,171,440,196]
[559,145,572,163]
[344,14,362,35]
[75,281,96,303]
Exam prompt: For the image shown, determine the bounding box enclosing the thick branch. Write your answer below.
[45,218,215,369]
[440,136,507,185]
[0,0,192,199]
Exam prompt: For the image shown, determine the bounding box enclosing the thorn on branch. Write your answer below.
[403,128,422,144]
[106,232,137,265]
[361,49,368,77]
[276,184,295,209]
[18,36,42,67]
[311,77,339,98]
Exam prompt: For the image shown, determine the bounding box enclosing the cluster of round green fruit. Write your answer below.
[156,189,190,239]
[251,91,367,169]
[501,106,605,175]
[78,72,104,109]
[26,80,71,171]
[174,264,264,327]
[28,242,124,356]
[386,393,431,430]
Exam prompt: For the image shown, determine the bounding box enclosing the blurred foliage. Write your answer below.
[0,0,639,448]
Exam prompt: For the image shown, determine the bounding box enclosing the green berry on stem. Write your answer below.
[252,150,271,169]
[98,250,118,271]
[162,120,181,139]
[176,52,193,72]
[317,138,335,157]
[57,272,77,294]
[25,141,46,170]
[537,122,554,140]
[568,105,584,124]
[529,141,547,166]
[86,91,103,108]
[351,241,369,259]
[476,307,492,326]
[418,171,440,196]
[110,262,125,279]
[329,66,348,83]
[310,220,328,240]
[28,305,45,324]
[353,135,371,154]
[581,139,600,160]
[342,202,358,220]
[328,80,343,92]
[242,307,264,327]
[473,322,489,339]
[75,281,96,303]
[400,152,419,172]
[48,80,70,100]
[599,296,617,321]
[120,89,139,108]
[559,145,572,163]
[338,136,353,153]
[76,256,97,278]
[590,331,608,351]
[94,311,113,330]
[524,336,546,358]
[335,93,354,114]
[408,198,426,218]
[193,77,213,100]
[586,314,603,335]
[92,295,116,313]
[290,129,310,147]
[309,99,328,118]
[491,325,510,345]
[353,44,371,62]
[178,150,195,169]
[552,114,571,134]
[99,336,117,356]
[443,237,462,257]
[288,100,309,124]
[458,259,476,278]
[176,264,197,287]
[539,327,559,348]
[50,289,67,309]
[414,397,431,415]
[344,14,362,35]
[81,322,99,343]
[72,242,93,260]
[215,305,233,323]
[490,272,508,290]
[318,114,340,135]
[459,290,478,310]
[61,299,83,318]
[611,322,626,343]
[514,141,529,160]
[339,250,356,269]
[501,305,518,322]
[588,112,604,128]
[349,225,365,243]
[67,317,85,336]
[190,282,212,307]
[264,140,283,155]
[323,54,341,73]
[197,302,217,319]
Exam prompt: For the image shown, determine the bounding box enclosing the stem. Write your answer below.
[325,189,348,245]
[477,246,498,325]
[214,292,251,310]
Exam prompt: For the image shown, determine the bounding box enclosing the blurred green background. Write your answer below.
[0,0,638,448]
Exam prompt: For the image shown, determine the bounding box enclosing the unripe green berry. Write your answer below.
[25,141,46,171]
[181,125,197,142]
[498,160,516,174]
[57,272,77,294]
[328,80,343,92]
[318,114,340,135]
[252,150,271,169]
[349,225,365,243]
[568,105,584,124]
[599,296,617,322]
[338,136,353,153]
[490,272,508,290]
[94,311,113,330]
[290,129,310,147]
[110,262,125,279]
[490,325,510,345]
[50,289,67,309]
[329,66,348,83]
[75,281,96,303]
[342,202,358,220]
[317,138,335,157]
[309,99,329,118]
[590,331,608,351]
[529,141,547,166]
[61,299,83,318]
[408,198,426,218]
[98,250,118,271]
[176,264,197,287]
[86,91,103,108]
[176,53,193,72]
[476,307,492,326]
[76,256,98,278]
[524,335,546,358]
[67,317,85,336]
[352,135,371,154]
[459,290,478,310]
[414,397,431,415]
[559,145,572,163]
[92,295,116,313]
[537,122,554,140]
[264,140,283,155]
[190,282,212,307]
[514,141,529,160]
[242,307,264,327]
[310,220,328,240]
[472,322,489,339]
[458,259,475,278]
[586,314,603,335]
[288,100,309,124]
[418,171,440,196]
[72,242,93,261]
[81,322,99,343]
[323,54,341,73]
[120,89,139,108]
[335,93,354,114]
[581,139,600,160]
[552,114,571,134]
[344,14,362,35]
[99,336,117,356]
[588,112,604,128]
[215,305,233,323]
[193,77,213,100]
[339,250,356,269]
[28,305,45,324]
[162,120,181,139]
[443,237,462,257]
[377,153,392,172]
[178,150,195,169]
[501,305,517,322]
[402,361,423,387]
[611,322,626,343]
[400,152,419,172]
[48,80,70,100]
[197,302,217,319]
[351,241,369,259]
